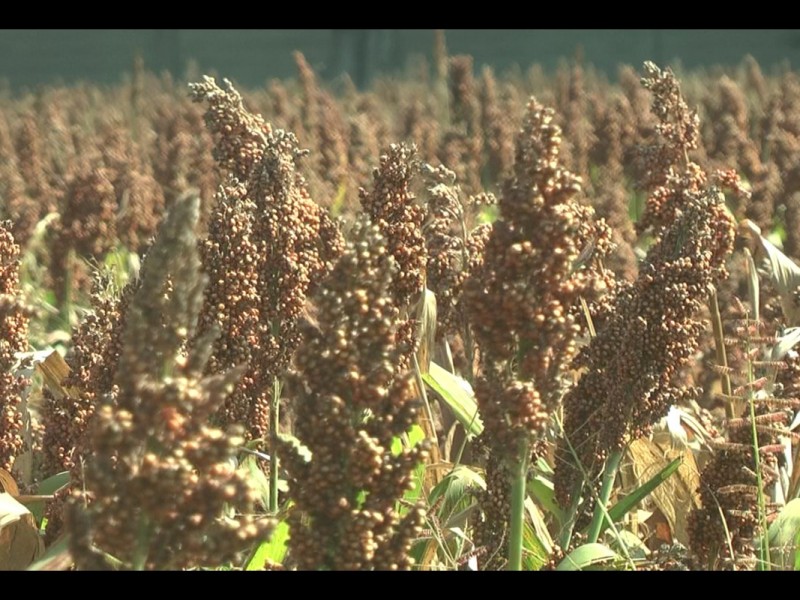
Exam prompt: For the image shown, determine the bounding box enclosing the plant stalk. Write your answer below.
[709,286,734,418]
[269,376,281,514]
[558,483,584,549]
[746,360,771,570]
[132,514,153,571]
[60,248,75,329]
[586,448,623,544]
[507,436,530,571]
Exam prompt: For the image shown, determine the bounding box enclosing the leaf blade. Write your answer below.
[602,455,683,537]
[422,361,483,437]
[555,543,620,571]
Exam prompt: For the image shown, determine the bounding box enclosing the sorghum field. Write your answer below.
[2,41,800,571]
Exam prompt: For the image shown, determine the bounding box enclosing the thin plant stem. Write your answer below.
[708,286,734,418]
[745,353,771,570]
[269,376,281,514]
[412,354,444,489]
[507,436,530,571]
[558,483,584,550]
[132,514,153,571]
[556,415,635,569]
[412,355,441,452]
[587,448,624,544]
[60,248,75,329]
[736,299,771,571]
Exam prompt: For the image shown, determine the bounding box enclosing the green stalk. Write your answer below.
[60,248,75,329]
[586,448,624,544]
[132,514,153,571]
[555,413,635,569]
[744,251,771,569]
[507,437,530,571]
[558,483,584,549]
[746,361,771,570]
[709,286,734,418]
[269,376,281,514]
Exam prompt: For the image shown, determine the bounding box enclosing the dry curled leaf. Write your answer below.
[0,492,44,570]
[621,438,700,546]
[34,350,71,399]
[0,469,19,496]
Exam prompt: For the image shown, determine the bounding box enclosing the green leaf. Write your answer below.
[607,530,649,561]
[28,471,70,525]
[767,498,800,570]
[535,456,554,476]
[478,204,498,225]
[744,220,800,324]
[556,543,620,571]
[428,465,486,544]
[330,179,348,217]
[428,465,485,519]
[26,534,72,571]
[402,462,426,507]
[407,423,425,448]
[237,456,270,511]
[244,520,289,570]
[772,327,800,362]
[394,423,427,456]
[422,362,483,437]
[528,472,566,526]
[795,529,800,571]
[522,497,553,570]
[594,455,682,538]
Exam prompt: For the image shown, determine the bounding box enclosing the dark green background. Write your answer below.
[1,30,797,89]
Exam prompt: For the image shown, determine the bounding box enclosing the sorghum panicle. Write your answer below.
[465,97,613,402]
[359,142,426,367]
[282,219,427,570]
[555,190,735,504]
[191,76,344,438]
[66,195,272,570]
[0,222,30,474]
[464,98,613,565]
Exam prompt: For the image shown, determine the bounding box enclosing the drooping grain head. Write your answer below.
[555,190,735,505]
[633,63,706,235]
[189,76,272,180]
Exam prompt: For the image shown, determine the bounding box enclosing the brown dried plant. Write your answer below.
[688,295,796,570]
